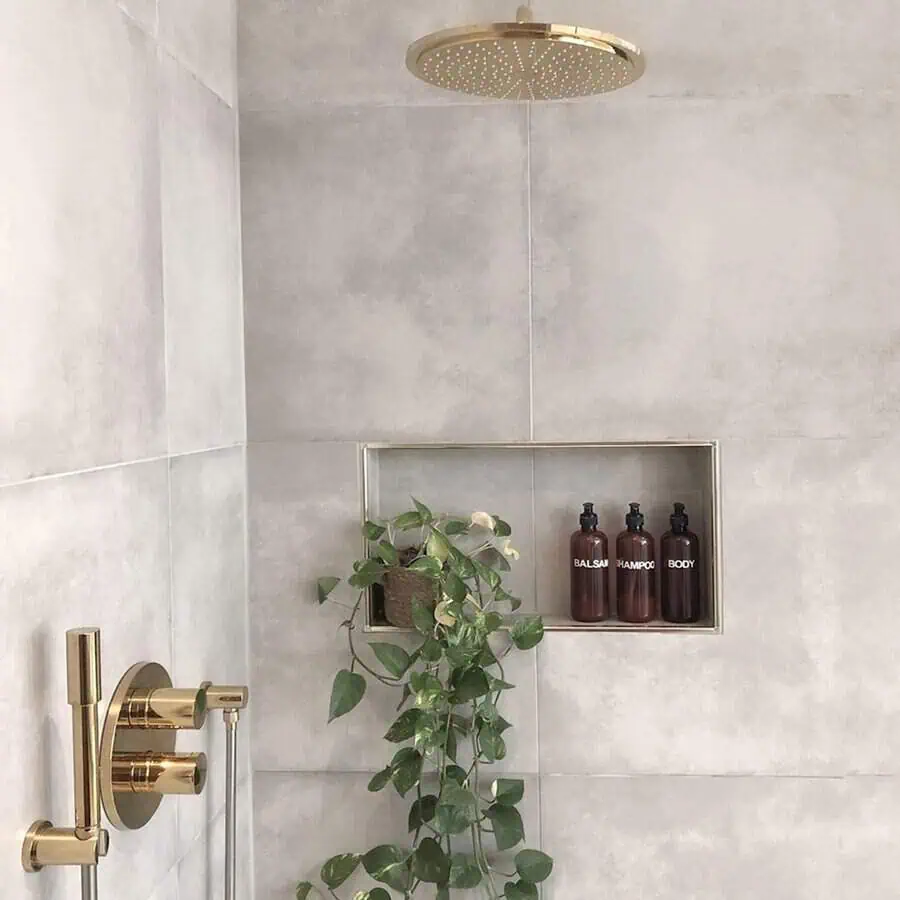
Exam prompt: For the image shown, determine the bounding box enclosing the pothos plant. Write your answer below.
[301,499,552,900]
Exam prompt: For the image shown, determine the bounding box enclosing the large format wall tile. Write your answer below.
[254,771,540,900]
[242,105,531,443]
[531,96,900,441]
[0,4,165,483]
[170,447,249,846]
[160,53,245,455]
[0,461,176,898]
[538,438,900,776]
[239,0,520,111]
[159,0,237,106]
[540,775,900,899]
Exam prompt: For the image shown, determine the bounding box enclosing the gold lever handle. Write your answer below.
[122,686,208,730]
[202,684,249,711]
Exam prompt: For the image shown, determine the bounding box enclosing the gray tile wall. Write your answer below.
[1,2,249,899]
[239,1,900,897]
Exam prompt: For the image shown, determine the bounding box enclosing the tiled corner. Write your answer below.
[540,774,900,899]
[241,104,530,443]
[160,52,245,455]
[531,95,900,442]
[254,771,540,900]
[170,447,248,845]
[0,6,164,484]
[0,461,173,896]
[238,0,524,111]
[159,0,237,107]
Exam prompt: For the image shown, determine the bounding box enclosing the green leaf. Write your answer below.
[362,845,412,894]
[418,637,442,663]
[479,546,512,572]
[408,556,442,577]
[444,725,458,761]
[486,804,525,851]
[376,541,399,566]
[510,616,545,650]
[408,794,438,832]
[492,516,512,537]
[434,803,471,835]
[494,715,513,734]
[479,725,507,762]
[390,747,423,796]
[367,766,393,792]
[316,576,340,605]
[487,674,516,691]
[443,519,470,536]
[363,520,387,541]
[440,782,478,809]
[448,547,476,579]
[384,708,421,743]
[477,698,498,724]
[473,559,501,591]
[295,881,320,900]
[515,849,554,884]
[414,712,439,752]
[451,667,491,703]
[449,853,482,889]
[482,611,504,634]
[328,670,366,722]
[444,764,468,785]
[412,497,433,523]
[348,559,385,589]
[410,671,441,694]
[492,778,525,806]
[320,853,359,889]
[426,529,451,563]
[394,511,423,530]
[505,880,539,900]
[411,599,435,635]
[443,572,468,603]
[368,890,392,900]
[369,642,411,678]
[412,837,450,884]
[437,887,450,900]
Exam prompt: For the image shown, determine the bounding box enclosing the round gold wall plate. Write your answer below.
[406,21,645,101]
[100,662,175,830]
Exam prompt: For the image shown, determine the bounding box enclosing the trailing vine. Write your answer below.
[299,499,552,900]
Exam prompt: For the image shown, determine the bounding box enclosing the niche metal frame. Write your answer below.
[359,441,723,635]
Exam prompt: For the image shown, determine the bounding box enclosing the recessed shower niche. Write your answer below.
[362,442,722,634]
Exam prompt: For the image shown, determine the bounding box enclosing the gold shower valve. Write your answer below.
[121,685,208,730]
[111,752,208,796]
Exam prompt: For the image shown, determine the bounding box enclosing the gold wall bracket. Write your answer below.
[22,628,110,873]
[100,662,208,830]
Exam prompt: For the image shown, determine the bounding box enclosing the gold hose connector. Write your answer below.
[22,628,110,872]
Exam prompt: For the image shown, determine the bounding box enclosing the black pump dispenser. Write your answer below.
[580,502,598,532]
[625,502,644,533]
[669,502,689,534]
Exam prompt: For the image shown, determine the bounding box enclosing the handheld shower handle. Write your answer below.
[66,628,102,838]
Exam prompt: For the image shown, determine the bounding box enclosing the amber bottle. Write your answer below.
[616,502,656,623]
[661,502,702,623]
[570,502,609,623]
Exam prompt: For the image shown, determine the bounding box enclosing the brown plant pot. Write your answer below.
[382,567,438,628]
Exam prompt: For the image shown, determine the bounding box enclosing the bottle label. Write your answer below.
[573,558,609,569]
[617,559,656,571]
[666,559,696,569]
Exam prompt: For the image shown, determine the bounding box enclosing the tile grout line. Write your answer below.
[0,443,246,491]
[526,102,535,442]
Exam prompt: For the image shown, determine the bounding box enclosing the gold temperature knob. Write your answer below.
[111,752,208,795]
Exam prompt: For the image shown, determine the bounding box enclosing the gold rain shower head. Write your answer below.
[406,4,645,101]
